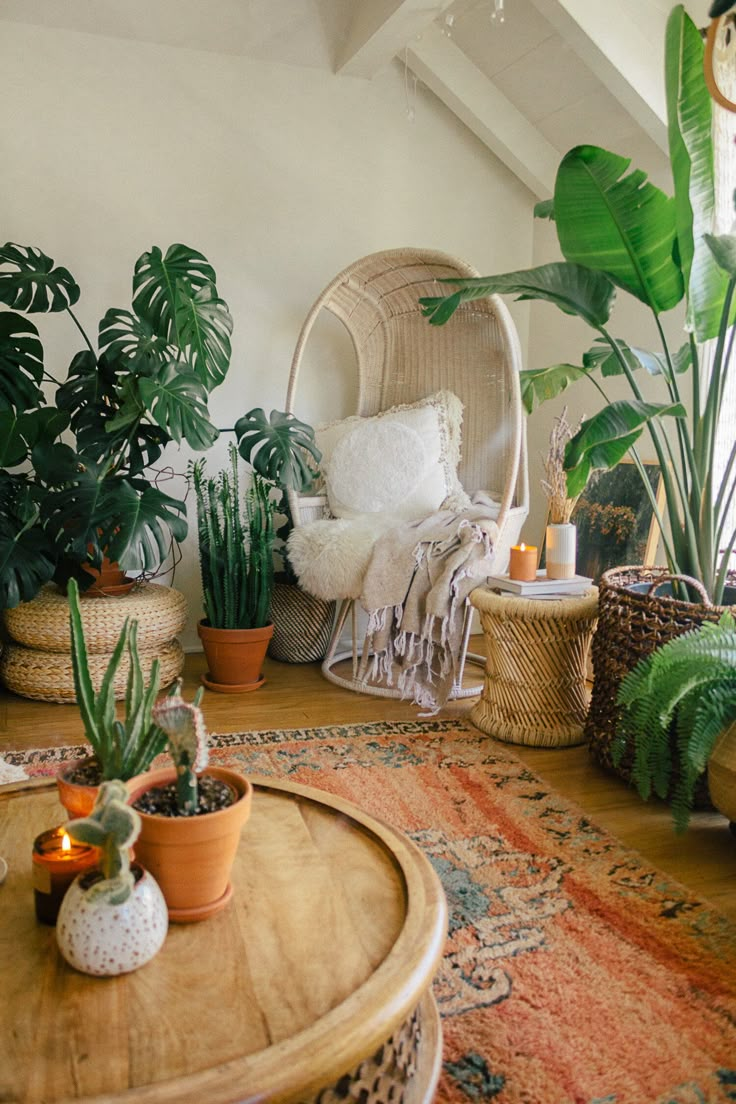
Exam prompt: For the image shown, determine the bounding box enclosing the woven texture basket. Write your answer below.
[268,582,335,664]
[586,566,724,800]
[3,583,187,653]
[0,638,184,704]
[470,586,599,747]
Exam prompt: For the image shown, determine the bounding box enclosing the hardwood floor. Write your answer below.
[2,643,735,920]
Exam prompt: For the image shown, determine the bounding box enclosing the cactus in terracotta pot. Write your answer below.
[151,682,208,815]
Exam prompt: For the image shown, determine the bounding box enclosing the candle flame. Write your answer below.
[519,542,526,551]
[61,832,71,852]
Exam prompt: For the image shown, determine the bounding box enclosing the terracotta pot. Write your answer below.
[708,721,736,830]
[56,757,101,819]
[197,620,273,692]
[81,555,136,598]
[127,766,253,922]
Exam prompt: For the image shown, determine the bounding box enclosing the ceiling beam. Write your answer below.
[527,0,668,152]
[406,25,559,199]
[337,0,455,77]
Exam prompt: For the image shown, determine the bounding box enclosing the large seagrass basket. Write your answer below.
[586,566,727,803]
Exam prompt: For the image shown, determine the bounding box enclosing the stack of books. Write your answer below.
[485,571,594,599]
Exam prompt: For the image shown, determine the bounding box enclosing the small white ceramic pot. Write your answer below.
[546,523,577,579]
[56,866,168,976]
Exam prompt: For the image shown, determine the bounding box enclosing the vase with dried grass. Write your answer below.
[541,409,583,580]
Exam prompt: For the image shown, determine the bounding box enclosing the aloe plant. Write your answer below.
[0,242,232,607]
[68,577,167,780]
[420,5,735,604]
[65,780,141,904]
[613,612,736,830]
[191,444,275,630]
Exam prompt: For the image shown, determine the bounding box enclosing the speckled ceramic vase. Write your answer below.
[56,865,168,976]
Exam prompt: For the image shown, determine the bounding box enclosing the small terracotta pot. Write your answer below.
[81,553,136,598]
[127,766,253,922]
[56,757,101,820]
[197,620,274,693]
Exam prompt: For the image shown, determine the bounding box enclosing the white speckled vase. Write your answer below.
[56,866,168,976]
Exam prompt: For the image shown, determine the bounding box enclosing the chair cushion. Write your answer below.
[315,390,465,522]
[287,516,398,601]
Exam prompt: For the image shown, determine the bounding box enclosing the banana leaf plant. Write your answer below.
[420,5,735,604]
[234,407,321,584]
[0,243,232,607]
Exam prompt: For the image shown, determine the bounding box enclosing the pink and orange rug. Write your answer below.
[9,719,736,1104]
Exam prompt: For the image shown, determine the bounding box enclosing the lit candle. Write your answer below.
[32,827,98,926]
[509,542,538,582]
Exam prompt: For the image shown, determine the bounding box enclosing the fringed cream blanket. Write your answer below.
[358,506,498,711]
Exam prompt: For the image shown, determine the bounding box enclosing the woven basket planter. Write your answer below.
[268,581,336,664]
[470,586,599,747]
[586,566,732,802]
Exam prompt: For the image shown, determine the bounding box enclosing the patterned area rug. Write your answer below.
[8,720,736,1104]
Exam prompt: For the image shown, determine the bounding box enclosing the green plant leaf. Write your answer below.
[583,337,671,377]
[135,362,219,450]
[132,244,216,346]
[235,408,320,492]
[0,515,55,608]
[175,284,233,391]
[0,312,45,412]
[704,232,736,277]
[420,263,617,328]
[518,363,589,413]
[666,6,728,340]
[0,244,80,313]
[534,198,555,220]
[554,145,684,314]
[98,307,172,370]
[106,479,188,571]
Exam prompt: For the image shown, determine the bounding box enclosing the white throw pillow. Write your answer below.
[316,390,465,522]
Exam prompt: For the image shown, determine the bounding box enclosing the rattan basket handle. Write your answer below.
[642,573,712,606]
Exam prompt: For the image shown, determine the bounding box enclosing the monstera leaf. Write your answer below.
[0,312,45,412]
[235,408,321,493]
[0,244,80,313]
[175,284,232,390]
[132,244,217,345]
[98,307,172,371]
[105,480,188,571]
[0,408,69,469]
[0,473,56,607]
[129,362,219,450]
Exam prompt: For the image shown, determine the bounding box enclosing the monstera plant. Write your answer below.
[421,5,735,605]
[0,242,232,607]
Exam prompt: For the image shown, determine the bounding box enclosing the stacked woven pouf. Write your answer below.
[0,584,187,703]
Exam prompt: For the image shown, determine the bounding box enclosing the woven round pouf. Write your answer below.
[3,583,187,653]
[469,586,599,747]
[0,639,185,704]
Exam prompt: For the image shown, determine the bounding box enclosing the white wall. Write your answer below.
[1,21,535,648]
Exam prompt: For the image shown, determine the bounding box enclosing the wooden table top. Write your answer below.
[0,775,447,1104]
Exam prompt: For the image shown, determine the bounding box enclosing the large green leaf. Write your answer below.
[518,363,589,413]
[0,244,80,313]
[132,244,216,347]
[554,146,684,314]
[0,312,44,412]
[106,480,188,571]
[0,408,68,469]
[235,408,321,493]
[582,337,688,378]
[666,6,728,340]
[0,515,55,607]
[175,284,232,391]
[98,307,171,370]
[564,399,687,496]
[420,263,617,329]
[133,362,219,450]
[705,231,736,277]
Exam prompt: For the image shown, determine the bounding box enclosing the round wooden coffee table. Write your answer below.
[0,775,447,1103]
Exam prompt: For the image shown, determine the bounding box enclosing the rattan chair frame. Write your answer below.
[285,248,529,700]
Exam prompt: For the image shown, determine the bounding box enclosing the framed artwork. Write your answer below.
[570,460,664,581]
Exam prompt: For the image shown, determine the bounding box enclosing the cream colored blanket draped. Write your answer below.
[358,506,499,711]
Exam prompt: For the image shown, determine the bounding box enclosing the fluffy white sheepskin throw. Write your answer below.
[287,515,398,601]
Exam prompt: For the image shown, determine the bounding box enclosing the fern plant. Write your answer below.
[191,444,275,630]
[612,612,736,831]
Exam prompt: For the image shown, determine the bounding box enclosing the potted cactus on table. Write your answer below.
[127,681,253,922]
[56,780,169,976]
[191,443,276,692]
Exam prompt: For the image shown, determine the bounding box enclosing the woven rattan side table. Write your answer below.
[469,586,599,747]
[0,584,187,703]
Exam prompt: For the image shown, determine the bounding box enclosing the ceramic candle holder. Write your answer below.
[509,543,537,582]
[32,827,98,925]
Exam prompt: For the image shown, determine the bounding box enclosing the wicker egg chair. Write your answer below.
[285,247,529,700]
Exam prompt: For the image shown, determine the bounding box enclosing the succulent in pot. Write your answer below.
[56,577,168,819]
[191,443,276,691]
[56,779,168,977]
[127,680,253,922]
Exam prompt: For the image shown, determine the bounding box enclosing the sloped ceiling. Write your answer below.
[0,0,714,196]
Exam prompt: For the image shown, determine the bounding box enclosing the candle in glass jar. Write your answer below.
[509,542,538,582]
[32,827,98,925]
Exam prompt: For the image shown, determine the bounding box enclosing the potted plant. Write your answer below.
[56,779,168,976]
[56,577,168,819]
[0,241,232,608]
[234,407,335,662]
[127,681,253,921]
[191,443,276,691]
[613,611,736,832]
